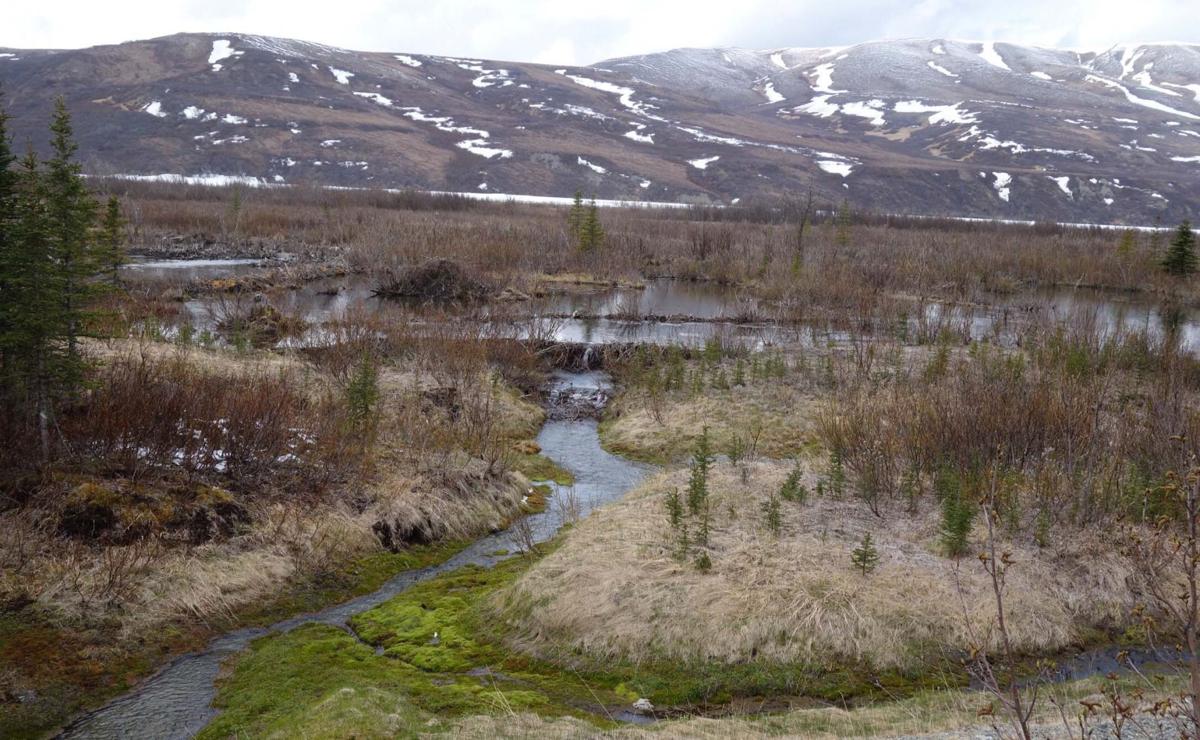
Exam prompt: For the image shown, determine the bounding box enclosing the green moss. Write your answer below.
[235,541,470,628]
[203,543,974,738]
[510,451,575,485]
[206,555,633,737]
[199,624,428,739]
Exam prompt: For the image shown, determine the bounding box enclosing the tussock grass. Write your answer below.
[498,461,1134,671]
[601,357,817,464]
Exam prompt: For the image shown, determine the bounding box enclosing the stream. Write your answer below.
[58,370,648,739]
[68,262,1197,737]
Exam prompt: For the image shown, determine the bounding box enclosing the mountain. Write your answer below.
[0,33,1197,223]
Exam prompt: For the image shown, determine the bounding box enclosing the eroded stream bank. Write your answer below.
[57,369,647,739]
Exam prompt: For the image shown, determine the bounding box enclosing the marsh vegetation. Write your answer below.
[4,100,1200,738]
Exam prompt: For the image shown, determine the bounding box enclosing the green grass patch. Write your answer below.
[509,451,575,486]
[202,542,974,738]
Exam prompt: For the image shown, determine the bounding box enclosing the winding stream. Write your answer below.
[72,264,1197,737]
[58,370,648,739]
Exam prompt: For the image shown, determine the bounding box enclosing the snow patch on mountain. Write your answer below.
[676,126,746,146]
[817,159,853,177]
[810,63,846,94]
[1085,75,1200,120]
[928,61,958,78]
[893,100,978,125]
[761,82,785,103]
[353,91,393,107]
[449,59,513,88]
[795,95,840,118]
[1131,65,1181,97]
[400,106,512,159]
[142,101,167,118]
[992,171,1012,201]
[329,67,354,85]
[393,54,422,68]
[1163,83,1200,102]
[688,156,720,170]
[578,157,607,174]
[557,71,667,122]
[624,126,654,143]
[1049,176,1072,197]
[979,42,1011,71]
[208,40,242,72]
[841,99,887,126]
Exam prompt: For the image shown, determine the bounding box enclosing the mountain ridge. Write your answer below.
[0,32,1196,224]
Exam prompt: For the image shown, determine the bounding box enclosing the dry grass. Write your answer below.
[103,178,1189,308]
[1,332,541,631]
[1,498,378,632]
[601,359,818,464]
[497,461,1134,671]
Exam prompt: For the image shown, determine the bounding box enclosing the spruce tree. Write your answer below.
[7,149,67,458]
[43,98,99,364]
[345,352,380,429]
[939,487,974,557]
[567,189,585,241]
[779,461,806,503]
[1,99,104,460]
[1162,220,1198,277]
[761,493,782,535]
[0,91,18,382]
[686,426,713,515]
[834,198,853,249]
[578,198,605,252]
[96,196,126,287]
[851,532,880,575]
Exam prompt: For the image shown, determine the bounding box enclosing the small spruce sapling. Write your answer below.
[345,352,380,429]
[762,493,782,535]
[851,532,881,575]
[686,427,713,515]
[665,488,683,530]
[780,461,807,503]
[940,487,974,557]
[828,449,847,497]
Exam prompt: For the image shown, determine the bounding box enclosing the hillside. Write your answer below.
[1,33,1197,222]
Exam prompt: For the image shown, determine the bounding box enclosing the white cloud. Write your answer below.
[3,0,1197,65]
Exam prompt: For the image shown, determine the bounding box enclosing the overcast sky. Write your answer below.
[7,0,1199,64]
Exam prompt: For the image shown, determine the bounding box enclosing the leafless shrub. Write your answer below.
[510,514,538,555]
[553,486,581,527]
[62,351,353,488]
